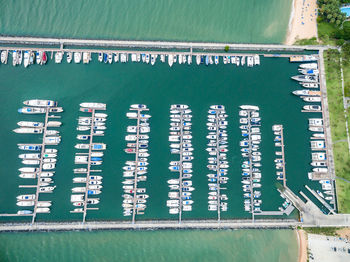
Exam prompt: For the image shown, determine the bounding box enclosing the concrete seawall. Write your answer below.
[0,35,333,52]
[0,219,300,232]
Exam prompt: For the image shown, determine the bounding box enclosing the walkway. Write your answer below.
[0,36,337,52]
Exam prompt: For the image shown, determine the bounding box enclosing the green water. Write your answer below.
[0,229,298,262]
[0,0,292,44]
[0,55,322,222]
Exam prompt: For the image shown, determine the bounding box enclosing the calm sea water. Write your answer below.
[0,230,298,262]
[0,0,292,43]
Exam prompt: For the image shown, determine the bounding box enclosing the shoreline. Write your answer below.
[297,229,308,262]
[285,0,318,45]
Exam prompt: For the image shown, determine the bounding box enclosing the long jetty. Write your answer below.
[0,36,335,52]
[31,109,50,223]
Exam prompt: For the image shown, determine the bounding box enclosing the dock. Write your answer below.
[130,107,149,224]
[246,110,256,220]
[273,125,287,187]
[82,108,97,223]
[31,109,50,223]
[178,109,185,223]
[71,105,107,222]
[214,110,222,221]
[305,185,336,215]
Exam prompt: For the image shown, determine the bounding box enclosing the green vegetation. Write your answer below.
[318,0,346,25]
[294,37,318,46]
[224,45,229,52]
[324,49,350,213]
[303,227,341,236]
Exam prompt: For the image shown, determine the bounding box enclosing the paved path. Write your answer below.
[333,139,348,144]
[0,219,300,232]
[336,176,350,184]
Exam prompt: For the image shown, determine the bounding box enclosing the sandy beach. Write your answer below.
[285,0,318,45]
[297,230,308,262]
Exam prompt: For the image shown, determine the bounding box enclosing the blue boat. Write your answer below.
[139,144,148,148]
[103,53,108,63]
[200,56,204,64]
[91,157,102,161]
[205,56,209,66]
[182,196,191,200]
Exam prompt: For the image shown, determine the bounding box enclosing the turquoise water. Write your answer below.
[341,6,350,17]
[0,229,298,262]
[0,55,322,222]
[0,0,292,44]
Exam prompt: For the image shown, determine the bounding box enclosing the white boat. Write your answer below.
[23,99,57,107]
[36,208,50,213]
[80,102,106,109]
[18,153,40,159]
[83,52,91,64]
[108,53,113,64]
[303,105,321,111]
[19,167,38,172]
[44,136,61,144]
[17,194,35,200]
[241,56,245,66]
[43,163,56,170]
[114,53,119,62]
[196,55,201,65]
[240,105,259,111]
[17,201,35,206]
[1,50,7,64]
[299,63,318,69]
[303,97,321,102]
[254,54,260,65]
[23,51,30,68]
[39,186,56,192]
[168,54,174,67]
[67,52,73,63]
[13,128,42,134]
[37,201,52,207]
[151,54,156,65]
[55,51,63,63]
[301,83,319,88]
[22,159,40,165]
[47,121,62,127]
[74,52,82,63]
[45,149,57,153]
[17,121,44,127]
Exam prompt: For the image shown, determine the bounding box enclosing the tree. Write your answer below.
[224,46,229,52]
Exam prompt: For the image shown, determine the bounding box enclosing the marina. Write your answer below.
[70,103,107,222]
[167,105,194,221]
[11,100,62,222]
[123,105,151,223]
[206,106,228,220]
[0,42,338,228]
